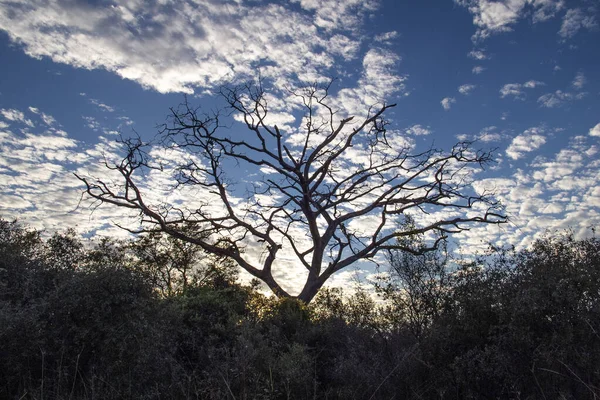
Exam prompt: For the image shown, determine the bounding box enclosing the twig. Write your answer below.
[368,344,417,400]
[69,348,83,400]
[531,362,547,400]
[558,360,599,398]
[220,373,237,400]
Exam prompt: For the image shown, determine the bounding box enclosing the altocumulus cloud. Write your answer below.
[468,135,600,250]
[0,0,598,296]
[0,0,401,95]
[455,0,566,41]
[441,97,456,110]
[0,0,413,295]
[538,90,586,108]
[499,80,544,100]
[506,127,546,160]
[0,105,148,236]
[458,84,476,95]
[559,8,597,39]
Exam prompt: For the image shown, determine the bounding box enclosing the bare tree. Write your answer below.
[77,82,505,303]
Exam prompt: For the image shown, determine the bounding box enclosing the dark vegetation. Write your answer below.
[2,218,600,399]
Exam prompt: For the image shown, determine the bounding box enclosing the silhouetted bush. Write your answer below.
[2,219,599,399]
[424,234,600,399]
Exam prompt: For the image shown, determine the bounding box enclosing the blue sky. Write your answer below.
[0,0,599,292]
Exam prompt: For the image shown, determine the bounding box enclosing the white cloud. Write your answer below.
[405,124,431,136]
[572,71,586,89]
[441,97,456,110]
[478,126,503,142]
[500,80,544,99]
[506,127,547,160]
[500,83,523,99]
[559,8,597,39]
[0,108,100,228]
[374,31,399,42]
[464,0,524,38]
[290,0,378,31]
[0,106,239,242]
[1,0,598,296]
[359,47,406,102]
[530,0,565,22]
[500,83,524,98]
[82,116,100,131]
[118,116,135,127]
[89,98,115,112]
[466,134,600,253]
[523,80,544,88]
[468,49,489,60]
[531,147,585,184]
[40,112,57,126]
[321,47,407,123]
[0,194,33,210]
[456,0,565,41]
[537,90,585,108]
[457,126,505,143]
[458,84,476,95]
[480,132,502,142]
[0,0,395,95]
[472,65,486,74]
[1,108,35,127]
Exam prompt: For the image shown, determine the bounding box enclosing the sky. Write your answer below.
[0,0,599,293]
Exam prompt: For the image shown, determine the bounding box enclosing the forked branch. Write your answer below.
[77,82,506,303]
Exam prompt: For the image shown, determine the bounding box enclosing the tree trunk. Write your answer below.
[296,276,326,303]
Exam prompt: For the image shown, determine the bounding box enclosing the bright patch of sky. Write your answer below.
[0,0,599,293]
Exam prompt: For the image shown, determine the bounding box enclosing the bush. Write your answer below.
[425,234,600,398]
[3,218,600,399]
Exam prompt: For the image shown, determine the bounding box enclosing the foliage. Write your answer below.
[2,219,599,399]
[128,228,239,296]
[377,236,451,340]
[425,233,600,398]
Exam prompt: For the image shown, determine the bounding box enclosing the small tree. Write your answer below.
[77,82,505,303]
[378,233,451,340]
[129,228,239,296]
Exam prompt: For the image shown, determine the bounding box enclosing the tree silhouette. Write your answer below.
[77,82,505,302]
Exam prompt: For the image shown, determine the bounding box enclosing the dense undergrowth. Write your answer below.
[1,219,599,399]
